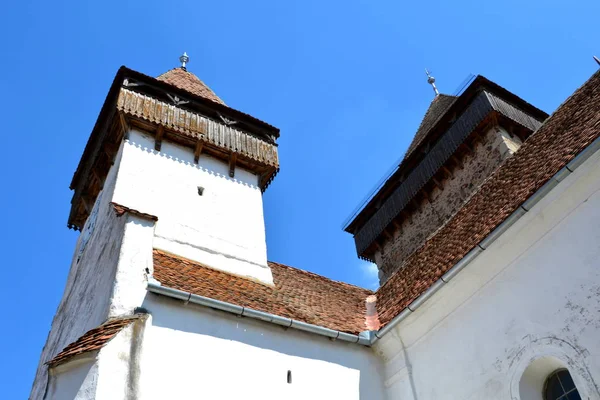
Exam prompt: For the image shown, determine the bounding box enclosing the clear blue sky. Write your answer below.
[1,0,599,397]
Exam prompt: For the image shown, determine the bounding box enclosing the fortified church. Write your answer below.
[30,54,600,399]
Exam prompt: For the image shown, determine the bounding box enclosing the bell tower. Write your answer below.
[69,54,280,284]
[345,74,548,283]
[30,55,280,399]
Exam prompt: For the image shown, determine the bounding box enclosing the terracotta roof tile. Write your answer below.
[376,70,600,326]
[46,315,144,367]
[153,250,373,334]
[157,68,225,105]
[149,70,600,336]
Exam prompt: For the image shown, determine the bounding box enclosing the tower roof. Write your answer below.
[404,93,457,160]
[68,66,280,230]
[157,67,225,105]
[344,76,549,253]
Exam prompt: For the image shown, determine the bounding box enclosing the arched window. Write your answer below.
[543,369,581,400]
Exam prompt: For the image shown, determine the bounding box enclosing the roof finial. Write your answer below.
[425,68,440,97]
[594,56,600,67]
[179,52,190,70]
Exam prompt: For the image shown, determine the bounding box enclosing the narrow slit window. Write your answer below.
[287,370,292,384]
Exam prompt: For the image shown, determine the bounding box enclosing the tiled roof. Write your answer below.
[376,69,600,326]
[46,315,144,367]
[153,250,373,334]
[149,70,600,337]
[403,94,457,160]
[157,68,225,105]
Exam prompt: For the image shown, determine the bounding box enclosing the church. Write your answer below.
[30,53,600,399]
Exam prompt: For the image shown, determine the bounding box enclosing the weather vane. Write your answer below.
[180,52,190,70]
[425,68,440,96]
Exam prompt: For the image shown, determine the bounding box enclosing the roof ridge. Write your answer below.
[153,249,275,288]
[156,67,225,105]
[156,67,182,77]
[153,250,372,293]
[403,93,457,160]
[268,260,373,293]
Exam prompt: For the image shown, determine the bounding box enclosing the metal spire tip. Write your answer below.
[425,68,440,96]
[179,52,190,70]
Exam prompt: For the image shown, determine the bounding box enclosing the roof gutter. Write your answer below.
[369,134,600,345]
[146,279,373,346]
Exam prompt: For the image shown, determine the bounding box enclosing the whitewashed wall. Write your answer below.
[30,144,128,400]
[112,130,273,284]
[376,147,600,399]
[45,319,147,400]
[46,358,98,400]
[31,126,273,398]
[138,294,386,400]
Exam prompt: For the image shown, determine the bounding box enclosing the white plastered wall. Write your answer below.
[138,294,386,400]
[112,129,273,284]
[45,318,148,400]
[46,358,98,400]
[376,146,600,399]
[29,142,129,400]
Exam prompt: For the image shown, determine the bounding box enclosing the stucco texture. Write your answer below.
[30,144,128,400]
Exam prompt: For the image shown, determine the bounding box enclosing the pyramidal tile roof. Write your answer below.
[157,68,225,105]
[403,93,457,160]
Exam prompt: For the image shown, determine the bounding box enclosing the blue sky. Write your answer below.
[1,0,599,397]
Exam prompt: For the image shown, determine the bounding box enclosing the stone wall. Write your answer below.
[376,126,522,282]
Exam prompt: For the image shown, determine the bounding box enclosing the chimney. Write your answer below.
[365,295,381,331]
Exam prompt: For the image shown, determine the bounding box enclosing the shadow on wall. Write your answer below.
[142,294,386,399]
[46,359,97,400]
[127,133,260,190]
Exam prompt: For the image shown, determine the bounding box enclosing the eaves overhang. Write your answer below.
[67,66,280,231]
[345,76,548,260]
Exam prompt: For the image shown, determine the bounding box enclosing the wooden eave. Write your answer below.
[344,76,548,237]
[68,66,280,231]
[357,111,528,261]
[122,70,280,141]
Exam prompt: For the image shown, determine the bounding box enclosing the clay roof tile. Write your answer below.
[157,68,225,105]
[153,250,373,334]
[46,314,145,367]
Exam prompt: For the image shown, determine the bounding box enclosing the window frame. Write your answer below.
[543,368,580,400]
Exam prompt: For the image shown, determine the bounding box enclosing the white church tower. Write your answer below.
[30,55,281,399]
